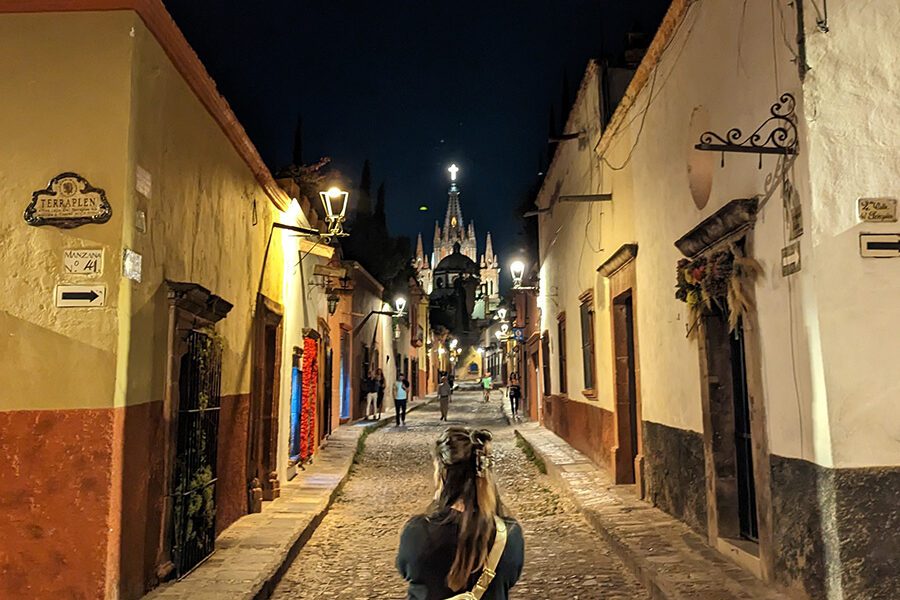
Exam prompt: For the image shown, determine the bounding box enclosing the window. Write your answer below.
[580,292,596,392]
[557,313,568,394]
[541,332,552,396]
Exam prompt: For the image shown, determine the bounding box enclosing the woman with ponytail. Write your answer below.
[397,427,525,599]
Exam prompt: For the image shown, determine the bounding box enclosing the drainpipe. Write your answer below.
[795,0,811,81]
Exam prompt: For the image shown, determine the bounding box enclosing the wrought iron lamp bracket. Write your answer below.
[695,93,799,167]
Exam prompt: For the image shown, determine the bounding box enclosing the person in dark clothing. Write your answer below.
[394,374,411,427]
[507,372,522,420]
[374,368,386,420]
[397,427,525,600]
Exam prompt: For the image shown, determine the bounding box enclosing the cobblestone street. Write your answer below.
[272,389,647,599]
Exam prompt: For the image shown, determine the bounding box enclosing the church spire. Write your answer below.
[484,232,497,267]
[415,233,424,261]
[444,164,464,242]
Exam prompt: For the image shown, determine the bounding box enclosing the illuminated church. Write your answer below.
[414,165,500,320]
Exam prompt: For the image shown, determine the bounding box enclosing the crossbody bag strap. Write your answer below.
[468,516,508,600]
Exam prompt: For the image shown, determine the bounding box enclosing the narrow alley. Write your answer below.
[272,388,648,599]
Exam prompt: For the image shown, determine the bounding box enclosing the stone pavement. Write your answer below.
[144,398,432,600]
[272,387,649,599]
[505,402,792,600]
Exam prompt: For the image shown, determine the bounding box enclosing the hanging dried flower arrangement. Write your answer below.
[675,243,763,335]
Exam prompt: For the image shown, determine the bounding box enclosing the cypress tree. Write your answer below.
[357,159,373,215]
[375,181,386,226]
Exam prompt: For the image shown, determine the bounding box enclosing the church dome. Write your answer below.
[434,242,479,275]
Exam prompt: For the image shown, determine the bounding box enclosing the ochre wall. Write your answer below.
[0,9,293,599]
[117,14,287,597]
[0,11,134,599]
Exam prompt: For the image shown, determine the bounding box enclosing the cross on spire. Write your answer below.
[448,163,459,181]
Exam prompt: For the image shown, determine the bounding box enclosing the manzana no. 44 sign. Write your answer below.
[24,172,112,228]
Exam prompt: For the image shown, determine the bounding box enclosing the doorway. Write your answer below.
[322,346,333,438]
[170,329,222,577]
[612,291,638,485]
[248,297,282,503]
[703,308,759,542]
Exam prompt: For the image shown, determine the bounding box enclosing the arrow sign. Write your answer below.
[860,233,900,258]
[56,285,106,307]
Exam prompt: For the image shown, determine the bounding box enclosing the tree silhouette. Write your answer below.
[374,181,386,226]
[357,159,373,215]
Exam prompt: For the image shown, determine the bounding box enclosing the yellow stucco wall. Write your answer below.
[0,11,287,411]
[122,14,283,408]
[0,11,133,411]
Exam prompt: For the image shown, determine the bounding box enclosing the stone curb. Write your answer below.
[505,403,790,600]
[512,428,677,600]
[145,396,435,600]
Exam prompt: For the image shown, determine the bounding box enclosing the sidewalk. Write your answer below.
[504,403,791,600]
[145,396,433,600]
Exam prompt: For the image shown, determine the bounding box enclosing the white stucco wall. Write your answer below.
[798,0,900,467]
[539,0,900,469]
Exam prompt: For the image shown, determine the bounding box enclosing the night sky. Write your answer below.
[165,1,671,268]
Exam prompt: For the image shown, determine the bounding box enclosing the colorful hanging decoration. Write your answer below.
[675,244,763,335]
[300,336,318,462]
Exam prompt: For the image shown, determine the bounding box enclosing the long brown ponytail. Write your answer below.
[431,427,508,591]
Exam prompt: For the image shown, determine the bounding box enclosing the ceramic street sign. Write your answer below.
[55,284,107,308]
[859,233,900,258]
[63,249,103,275]
[25,172,112,228]
[858,198,897,223]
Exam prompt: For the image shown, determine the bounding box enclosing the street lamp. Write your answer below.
[394,296,407,316]
[510,261,525,287]
[496,307,508,322]
[510,259,539,292]
[319,186,350,240]
[273,186,351,243]
[327,292,340,315]
[500,322,510,335]
[449,338,459,350]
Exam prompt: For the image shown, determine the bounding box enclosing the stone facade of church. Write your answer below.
[414,177,500,319]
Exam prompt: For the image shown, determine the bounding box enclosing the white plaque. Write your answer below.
[136,165,152,198]
[55,284,106,307]
[123,248,142,282]
[858,198,897,222]
[63,249,103,275]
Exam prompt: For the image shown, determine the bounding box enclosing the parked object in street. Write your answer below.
[397,427,524,599]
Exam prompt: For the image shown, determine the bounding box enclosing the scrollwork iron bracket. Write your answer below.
[695,93,798,166]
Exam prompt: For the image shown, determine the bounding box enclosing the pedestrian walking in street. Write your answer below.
[438,374,452,421]
[507,372,521,421]
[481,373,493,403]
[396,427,524,599]
[374,368,386,420]
[364,372,379,420]
[394,374,411,427]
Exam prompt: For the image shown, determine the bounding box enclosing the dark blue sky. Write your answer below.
[165,1,670,267]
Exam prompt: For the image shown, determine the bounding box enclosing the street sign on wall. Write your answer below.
[860,233,900,258]
[63,249,103,275]
[55,285,106,308]
[858,198,897,223]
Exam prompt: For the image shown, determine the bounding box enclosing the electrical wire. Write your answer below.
[598,0,702,171]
